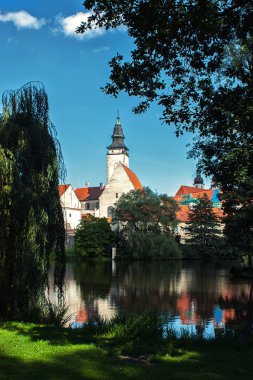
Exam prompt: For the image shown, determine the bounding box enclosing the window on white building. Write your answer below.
[107,206,113,218]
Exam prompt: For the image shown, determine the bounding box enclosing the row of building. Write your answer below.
[59,117,223,238]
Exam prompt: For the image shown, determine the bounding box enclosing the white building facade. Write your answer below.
[59,116,142,227]
[59,184,81,231]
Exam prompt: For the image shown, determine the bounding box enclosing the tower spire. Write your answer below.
[106,116,130,182]
[193,167,204,189]
[107,115,129,151]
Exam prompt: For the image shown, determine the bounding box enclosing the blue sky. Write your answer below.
[0,0,207,195]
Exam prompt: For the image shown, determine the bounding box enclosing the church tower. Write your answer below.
[106,116,129,182]
[193,168,204,189]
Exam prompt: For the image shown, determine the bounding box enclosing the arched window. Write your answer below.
[107,206,113,218]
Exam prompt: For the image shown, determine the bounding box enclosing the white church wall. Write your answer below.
[99,163,134,218]
[107,151,129,181]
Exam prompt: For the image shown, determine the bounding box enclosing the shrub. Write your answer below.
[129,231,182,259]
[75,215,115,257]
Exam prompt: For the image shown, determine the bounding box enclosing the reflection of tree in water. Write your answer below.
[109,261,253,332]
[111,262,218,317]
[217,282,253,334]
[66,260,253,331]
[72,260,132,321]
[73,260,114,301]
[110,261,182,314]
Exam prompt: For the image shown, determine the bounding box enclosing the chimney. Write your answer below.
[100,182,104,188]
[85,181,89,187]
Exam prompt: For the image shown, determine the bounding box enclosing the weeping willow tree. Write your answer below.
[0,82,66,319]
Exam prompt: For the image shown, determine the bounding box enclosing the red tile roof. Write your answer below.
[191,189,214,200]
[75,186,105,201]
[121,164,143,190]
[175,189,215,203]
[175,185,207,196]
[176,205,190,222]
[176,205,224,222]
[213,207,225,220]
[58,184,70,197]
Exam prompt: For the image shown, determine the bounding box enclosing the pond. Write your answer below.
[53,260,253,335]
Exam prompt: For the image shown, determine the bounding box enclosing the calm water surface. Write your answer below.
[58,260,253,335]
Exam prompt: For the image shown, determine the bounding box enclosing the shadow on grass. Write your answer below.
[1,322,94,345]
[1,342,251,380]
[0,346,142,380]
[0,326,253,380]
[1,322,253,380]
[0,343,216,380]
[1,321,165,359]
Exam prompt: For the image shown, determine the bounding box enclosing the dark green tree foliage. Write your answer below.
[113,188,178,234]
[75,215,115,257]
[0,147,15,269]
[189,39,253,265]
[184,194,221,255]
[78,1,251,132]
[113,188,181,258]
[224,201,253,267]
[0,82,65,319]
[78,0,253,263]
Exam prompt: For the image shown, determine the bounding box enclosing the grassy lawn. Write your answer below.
[0,322,253,380]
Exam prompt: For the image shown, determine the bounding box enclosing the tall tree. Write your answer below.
[113,188,179,235]
[184,194,221,255]
[113,188,181,258]
[0,82,65,318]
[78,0,253,263]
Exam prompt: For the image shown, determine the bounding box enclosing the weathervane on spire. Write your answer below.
[116,110,121,124]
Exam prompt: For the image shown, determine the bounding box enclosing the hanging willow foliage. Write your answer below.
[0,82,66,319]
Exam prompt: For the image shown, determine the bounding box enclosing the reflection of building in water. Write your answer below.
[75,296,117,323]
[48,264,83,324]
[174,269,194,294]
[50,261,253,330]
[177,293,196,324]
[113,263,253,330]
[63,265,83,323]
[95,298,117,319]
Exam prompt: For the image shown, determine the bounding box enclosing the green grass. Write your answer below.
[0,321,253,380]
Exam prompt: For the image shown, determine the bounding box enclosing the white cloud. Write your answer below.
[55,12,105,40]
[0,10,46,30]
